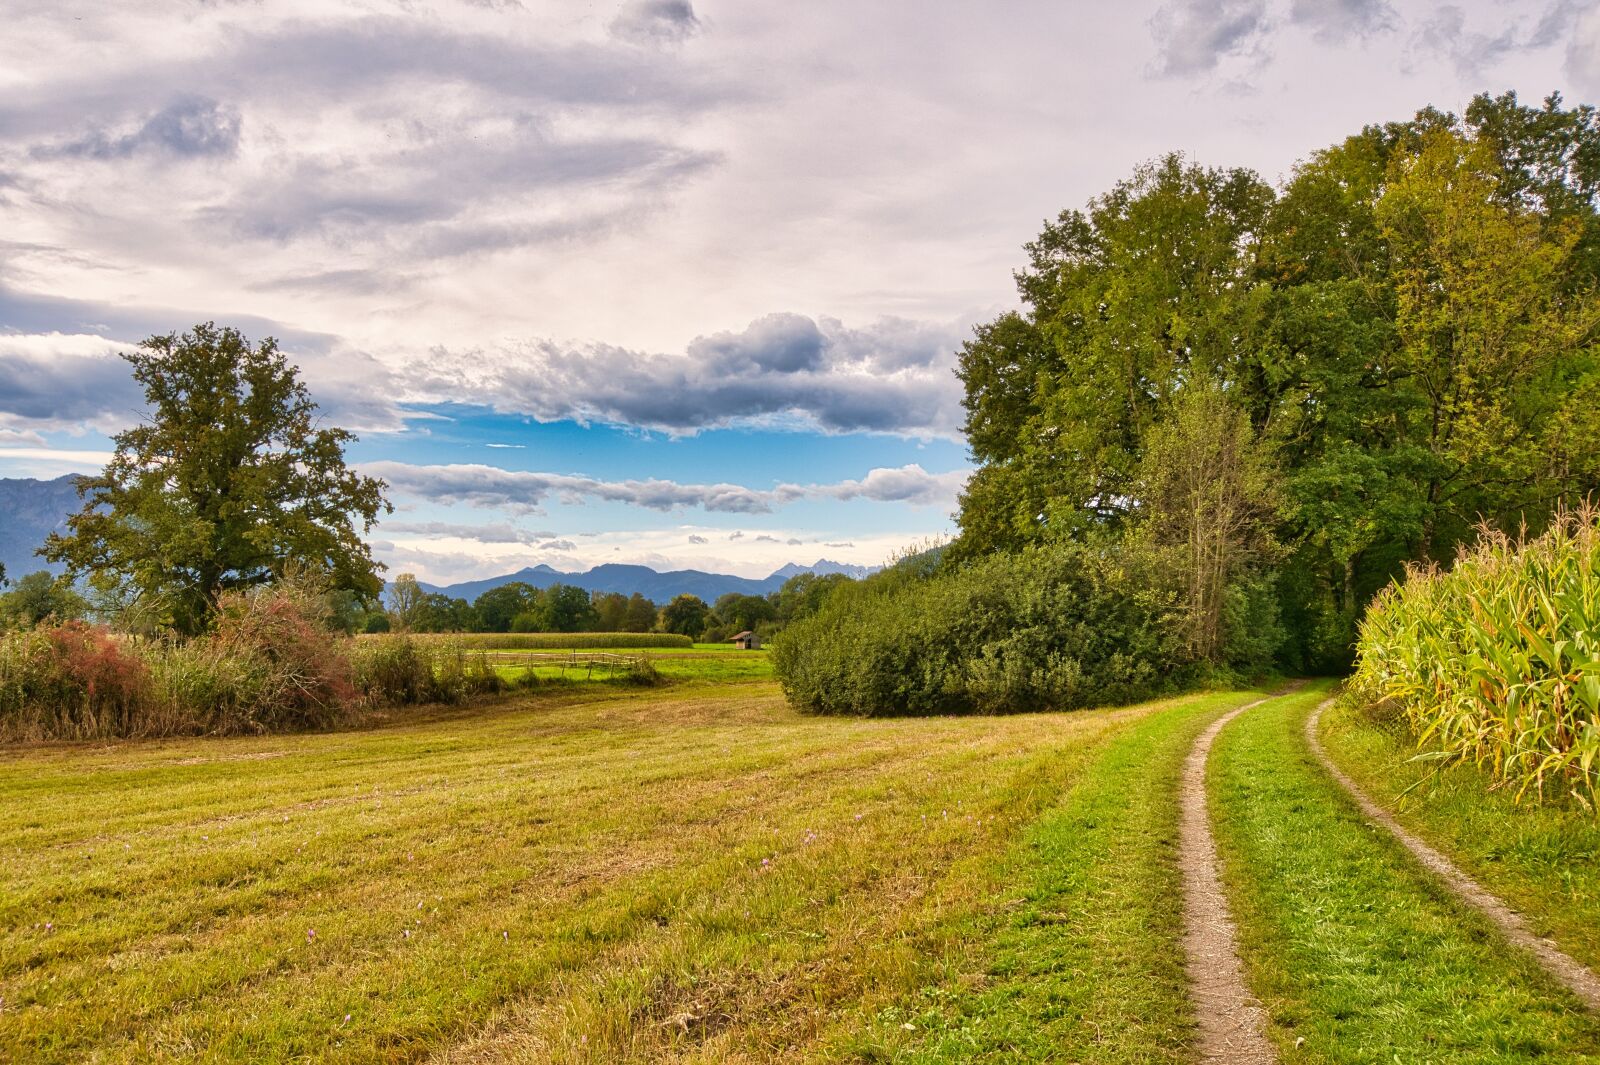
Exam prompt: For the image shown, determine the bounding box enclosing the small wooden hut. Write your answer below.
[732,630,761,650]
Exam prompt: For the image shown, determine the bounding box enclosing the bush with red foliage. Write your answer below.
[0,622,153,740]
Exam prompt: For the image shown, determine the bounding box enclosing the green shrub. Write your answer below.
[349,635,514,706]
[1350,508,1600,804]
[772,542,1190,716]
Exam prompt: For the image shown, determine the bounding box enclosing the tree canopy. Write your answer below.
[954,91,1600,671]
[44,324,391,637]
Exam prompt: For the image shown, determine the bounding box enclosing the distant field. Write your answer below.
[0,680,1244,1063]
[486,648,771,687]
[372,632,696,650]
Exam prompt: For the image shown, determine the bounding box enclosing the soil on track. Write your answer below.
[1179,693,1282,1064]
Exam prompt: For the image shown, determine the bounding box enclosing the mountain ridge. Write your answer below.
[0,476,878,600]
[416,558,878,603]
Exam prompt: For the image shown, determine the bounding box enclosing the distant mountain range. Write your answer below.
[0,476,878,599]
[416,558,877,604]
[0,475,80,581]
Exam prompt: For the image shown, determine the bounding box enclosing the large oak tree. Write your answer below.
[44,323,391,636]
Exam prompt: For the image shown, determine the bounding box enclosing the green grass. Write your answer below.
[490,650,772,686]
[1318,697,1600,972]
[1210,684,1600,1063]
[836,688,1270,1063]
[0,679,1218,1063]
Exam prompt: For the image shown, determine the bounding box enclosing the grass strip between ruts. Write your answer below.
[1210,683,1600,1064]
[1316,697,1600,985]
[834,688,1274,1064]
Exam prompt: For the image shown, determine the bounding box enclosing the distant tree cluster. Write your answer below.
[375,571,854,641]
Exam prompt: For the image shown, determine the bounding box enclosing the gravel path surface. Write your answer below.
[1179,692,1285,1064]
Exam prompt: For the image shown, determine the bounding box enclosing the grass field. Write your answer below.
[0,678,1256,1063]
[12,677,1600,1062]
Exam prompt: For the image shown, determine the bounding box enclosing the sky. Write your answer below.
[1,0,1597,584]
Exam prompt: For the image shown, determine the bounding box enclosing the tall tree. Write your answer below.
[659,594,709,637]
[622,593,657,632]
[44,324,389,636]
[1133,381,1280,661]
[387,573,427,632]
[956,154,1274,552]
[474,582,540,633]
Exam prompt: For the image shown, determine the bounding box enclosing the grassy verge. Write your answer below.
[826,688,1272,1063]
[1318,697,1600,972]
[1,679,1199,1063]
[1211,684,1600,1063]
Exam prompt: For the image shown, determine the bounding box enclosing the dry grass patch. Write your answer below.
[2,679,1187,1063]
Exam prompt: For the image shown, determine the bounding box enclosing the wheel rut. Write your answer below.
[1305,697,1600,1012]
[1179,689,1296,1064]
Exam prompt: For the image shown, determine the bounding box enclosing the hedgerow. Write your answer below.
[771,542,1197,716]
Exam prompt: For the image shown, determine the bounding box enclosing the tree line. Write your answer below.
[775,90,1600,714]
[373,571,853,641]
[954,89,1600,673]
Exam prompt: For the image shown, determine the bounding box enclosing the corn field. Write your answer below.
[1351,507,1600,805]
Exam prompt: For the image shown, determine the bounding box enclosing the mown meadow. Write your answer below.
[0,679,1264,1063]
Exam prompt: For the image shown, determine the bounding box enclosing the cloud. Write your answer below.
[1531,0,1595,48]
[364,460,788,514]
[0,333,143,429]
[0,280,419,433]
[1567,3,1600,94]
[1409,6,1520,75]
[364,459,970,515]
[817,464,969,507]
[1289,0,1395,43]
[41,96,241,160]
[687,534,708,544]
[0,15,741,283]
[609,1,703,46]
[687,312,823,373]
[0,427,46,446]
[1149,0,1270,76]
[417,311,970,437]
[381,520,557,544]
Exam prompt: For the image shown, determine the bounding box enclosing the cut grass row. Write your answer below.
[11,677,1600,1062]
[0,680,1247,1063]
